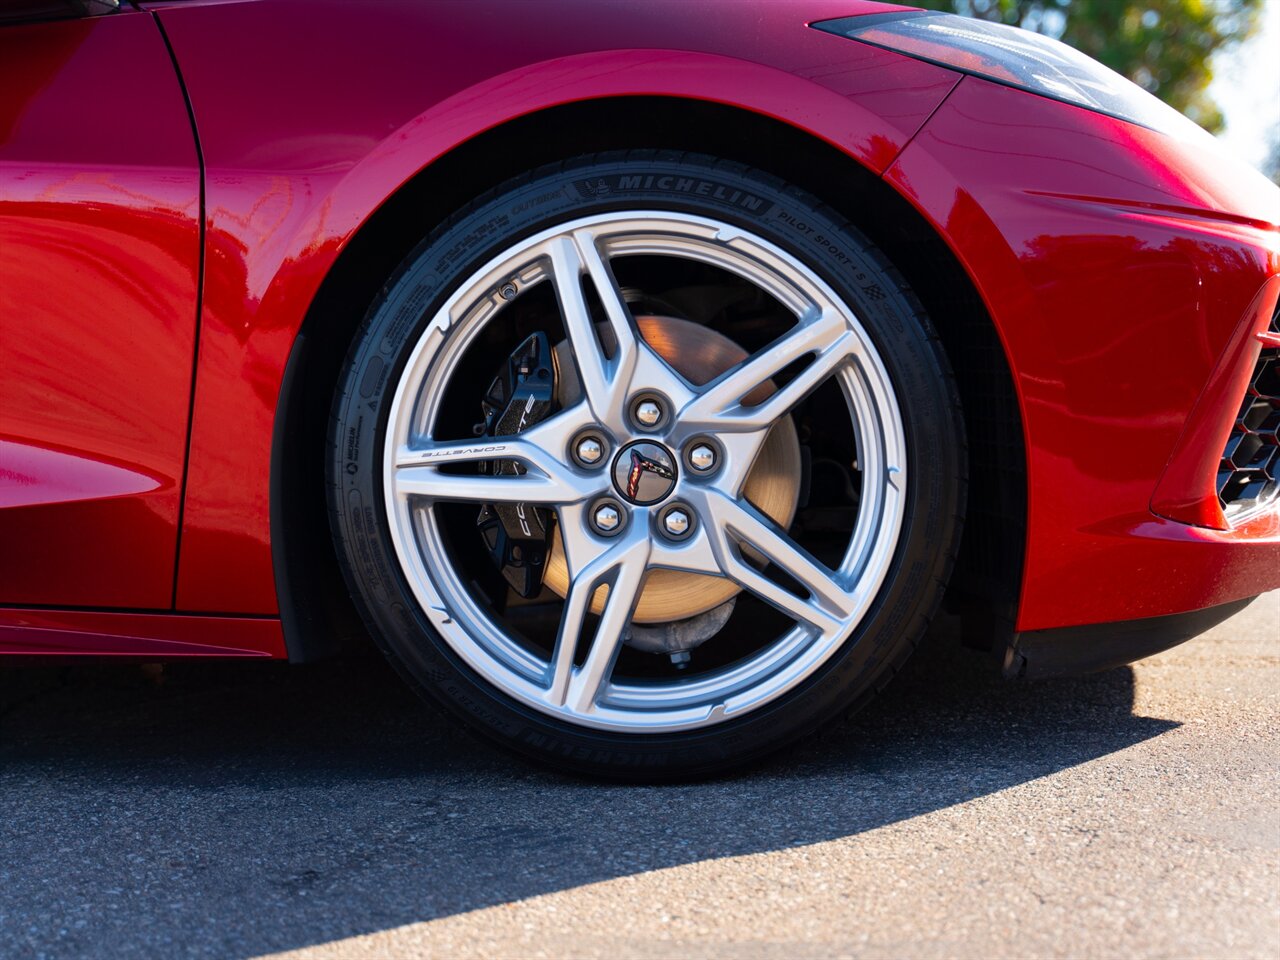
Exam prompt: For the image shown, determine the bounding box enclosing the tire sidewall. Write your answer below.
[329,155,961,777]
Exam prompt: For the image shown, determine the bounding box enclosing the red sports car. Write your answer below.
[3,0,1277,777]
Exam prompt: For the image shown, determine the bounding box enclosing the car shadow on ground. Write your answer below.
[0,617,1175,959]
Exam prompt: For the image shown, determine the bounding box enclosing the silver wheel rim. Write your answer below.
[383,211,907,733]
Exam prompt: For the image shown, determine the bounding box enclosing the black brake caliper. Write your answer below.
[475,332,557,598]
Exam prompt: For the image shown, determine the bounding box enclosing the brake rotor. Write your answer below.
[543,315,802,623]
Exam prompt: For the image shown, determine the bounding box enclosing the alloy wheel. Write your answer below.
[382,211,907,732]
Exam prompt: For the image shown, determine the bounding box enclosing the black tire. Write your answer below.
[327,151,965,779]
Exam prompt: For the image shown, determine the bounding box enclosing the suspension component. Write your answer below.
[475,332,557,597]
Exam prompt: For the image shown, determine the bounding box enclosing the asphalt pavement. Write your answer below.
[1,592,1276,959]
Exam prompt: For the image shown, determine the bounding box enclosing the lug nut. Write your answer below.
[662,508,690,538]
[688,443,717,472]
[575,436,604,465]
[593,504,622,533]
[634,399,663,428]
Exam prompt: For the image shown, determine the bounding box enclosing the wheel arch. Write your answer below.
[273,95,1025,662]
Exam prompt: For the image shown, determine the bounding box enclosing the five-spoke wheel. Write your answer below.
[330,154,963,776]
[384,212,905,730]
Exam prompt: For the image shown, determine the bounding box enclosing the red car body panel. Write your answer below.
[0,0,1276,657]
[0,13,200,609]
[885,78,1280,629]
[148,0,957,615]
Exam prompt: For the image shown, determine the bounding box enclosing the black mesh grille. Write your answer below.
[1218,305,1280,519]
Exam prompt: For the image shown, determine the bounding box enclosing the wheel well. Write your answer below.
[274,96,1026,662]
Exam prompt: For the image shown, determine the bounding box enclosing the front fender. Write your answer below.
[154,0,957,614]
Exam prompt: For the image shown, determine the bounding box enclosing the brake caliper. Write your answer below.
[475,332,557,597]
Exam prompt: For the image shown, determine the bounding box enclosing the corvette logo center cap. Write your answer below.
[613,441,677,505]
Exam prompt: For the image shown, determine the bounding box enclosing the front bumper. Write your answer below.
[886,75,1280,633]
[1006,596,1254,679]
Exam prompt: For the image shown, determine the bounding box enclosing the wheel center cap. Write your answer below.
[613,441,678,505]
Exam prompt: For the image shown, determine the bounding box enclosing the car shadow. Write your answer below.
[0,617,1175,959]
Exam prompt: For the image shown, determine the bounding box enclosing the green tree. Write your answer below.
[912,0,1263,133]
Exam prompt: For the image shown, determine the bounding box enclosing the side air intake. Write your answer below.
[1218,306,1280,519]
